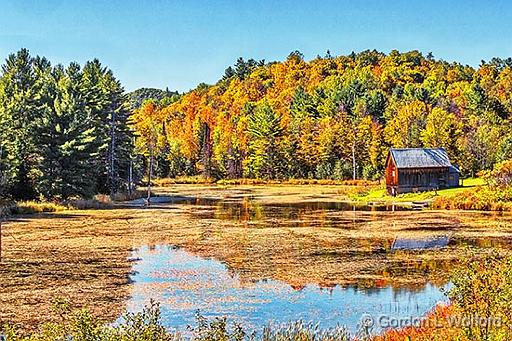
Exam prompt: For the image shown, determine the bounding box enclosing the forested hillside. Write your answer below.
[3,48,512,200]
[126,87,179,109]
[0,49,133,200]
[132,51,512,180]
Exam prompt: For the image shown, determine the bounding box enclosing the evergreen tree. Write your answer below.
[0,49,42,198]
[36,63,99,199]
[0,49,134,199]
[247,102,283,179]
[102,72,132,195]
[81,60,133,195]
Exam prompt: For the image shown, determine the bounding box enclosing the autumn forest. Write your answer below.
[133,50,512,182]
[2,48,512,199]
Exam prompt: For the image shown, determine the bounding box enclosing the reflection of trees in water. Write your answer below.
[180,201,512,293]
[170,246,447,299]
[183,228,454,293]
[194,200,486,233]
[198,200,405,229]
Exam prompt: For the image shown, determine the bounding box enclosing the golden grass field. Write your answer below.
[1,184,512,331]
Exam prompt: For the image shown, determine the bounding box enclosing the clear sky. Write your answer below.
[1,0,512,92]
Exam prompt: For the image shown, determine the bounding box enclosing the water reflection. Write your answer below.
[123,196,512,332]
[179,198,512,250]
[126,246,448,333]
[184,199,411,229]
[144,197,512,290]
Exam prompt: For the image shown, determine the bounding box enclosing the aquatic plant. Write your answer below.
[2,300,182,341]
[379,253,512,340]
[2,310,355,341]
[262,321,350,341]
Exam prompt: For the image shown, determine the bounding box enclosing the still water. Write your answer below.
[125,245,448,334]
[120,198,507,334]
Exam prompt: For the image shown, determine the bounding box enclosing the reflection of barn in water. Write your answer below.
[385,148,460,196]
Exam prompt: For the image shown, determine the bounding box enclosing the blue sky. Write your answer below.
[1,0,512,92]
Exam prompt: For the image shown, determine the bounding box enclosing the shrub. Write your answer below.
[379,254,512,341]
[66,195,113,210]
[111,189,149,202]
[448,253,512,340]
[190,312,247,341]
[2,197,118,216]
[375,304,461,341]
[432,186,512,212]
[216,178,378,186]
[315,162,334,180]
[153,176,215,186]
[484,159,512,188]
[263,321,349,341]
[216,178,267,186]
[1,301,352,341]
[113,301,181,341]
[8,201,68,214]
[1,300,181,341]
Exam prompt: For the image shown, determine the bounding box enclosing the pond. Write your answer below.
[4,189,512,333]
[125,245,448,334]
[121,197,512,335]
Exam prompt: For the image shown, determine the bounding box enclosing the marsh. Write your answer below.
[1,184,512,332]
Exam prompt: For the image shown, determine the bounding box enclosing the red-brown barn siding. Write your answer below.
[385,148,460,195]
[385,153,398,195]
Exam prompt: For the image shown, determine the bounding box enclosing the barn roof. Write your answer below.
[389,148,454,169]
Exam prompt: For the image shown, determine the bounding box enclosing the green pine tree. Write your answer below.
[36,63,99,199]
[247,101,283,179]
[0,49,43,199]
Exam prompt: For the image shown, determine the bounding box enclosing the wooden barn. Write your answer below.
[385,148,460,196]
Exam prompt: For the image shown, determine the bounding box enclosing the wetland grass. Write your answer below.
[1,184,512,332]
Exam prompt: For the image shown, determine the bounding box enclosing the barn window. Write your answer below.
[392,170,395,177]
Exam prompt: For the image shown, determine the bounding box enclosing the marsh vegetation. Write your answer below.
[1,184,512,337]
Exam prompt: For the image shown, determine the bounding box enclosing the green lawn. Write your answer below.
[352,177,486,203]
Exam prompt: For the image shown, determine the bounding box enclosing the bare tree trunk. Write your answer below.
[0,218,2,263]
[109,108,117,196]
[128,159,133,196]
[147,146,154,205]
[0,206,5,263]
[0,144,3,184]
[227,145,235,179]
[202,123,212,178]
[0,144,4,262]
[352,140,356,180]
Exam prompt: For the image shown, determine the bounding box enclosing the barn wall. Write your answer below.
[448,170,460,187]
[395,167,450,194]
[385,156,399,195]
